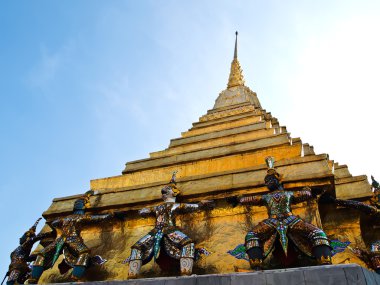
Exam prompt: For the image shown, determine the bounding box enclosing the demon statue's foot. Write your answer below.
[6,269,19,285]
[71,265,86,282]
[371,255,380,273]
[180,257,194,276]
[128,259,142,279]
[246,247,263,270]
[313,245,332,265]
[28,265,44,284]
[6,278,15,285]
[249,258,263,271]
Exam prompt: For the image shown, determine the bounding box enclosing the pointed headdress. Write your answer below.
[264,156,282,181]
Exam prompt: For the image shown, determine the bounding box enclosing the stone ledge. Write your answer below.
[47,264,380,285]
[207,101,254,114]
[194,109,259,128]
[124,134,291,173]
[45,154,332,217]
[182,115,262,138]
[149,128,281,159]
[169,121,269,147]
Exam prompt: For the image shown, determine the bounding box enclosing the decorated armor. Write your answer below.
[127,171,213,278]
[29,191,114,283]
[236,157,332,269]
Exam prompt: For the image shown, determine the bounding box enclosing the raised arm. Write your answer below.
[138,206,155,218]
[291,187,313,204]
[48,218,63,229]
[36,228,57,241]
[80,213,114,224]
[238,195,264,206]
[335,198,379,216]
[177,200,214,213]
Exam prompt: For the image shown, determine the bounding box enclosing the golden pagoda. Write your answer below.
[38,33,375,282]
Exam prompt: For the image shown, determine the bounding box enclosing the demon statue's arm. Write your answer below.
[138,206,156,218]
[78,212,118,224]
[26,229,57,262]
[334,198,379,217]
[48,218,63,229]
[226,194,264,207]
[177,200,215,213]
[291,187,314,204]
[330,194,380,273]
[238,195,264,206]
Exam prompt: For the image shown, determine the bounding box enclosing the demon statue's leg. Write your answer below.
[246,246,264,270]
[6,269,20,285]
[71,252,90,281]
[371,255,380,274]
[370,241,380,274]
[312,245,332,264]
[180,243,195,276]
[290,220,332,264]
[245,222,274,270]
[29,255,45,284]
[128,249,143,279]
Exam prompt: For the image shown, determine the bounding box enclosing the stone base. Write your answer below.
[49,264,380,285]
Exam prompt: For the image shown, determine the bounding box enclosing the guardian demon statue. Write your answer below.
[330,175,380,273]
[127,171,214,278]
[29,191,116,283]
[233,157,332,269]
[4,218,54,285]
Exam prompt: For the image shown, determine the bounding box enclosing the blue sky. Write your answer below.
[1,0,380,273]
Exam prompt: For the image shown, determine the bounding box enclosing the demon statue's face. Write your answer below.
[73,198,89,214]
[161,185,176,202]
[264,174,282,191]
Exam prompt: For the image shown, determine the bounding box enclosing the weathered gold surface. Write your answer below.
[199,105,255,122]
[182,115,262,138]
[46,155,333,217]
[96,144,301,191]
[169,121,271,148]
[40,200,334,282]
[150,128,275,158]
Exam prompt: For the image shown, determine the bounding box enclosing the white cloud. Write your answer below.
[27,41,75,92]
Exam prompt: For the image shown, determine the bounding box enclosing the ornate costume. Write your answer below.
[237,157,332,269]
[29,191,114,283]
[5,218,54,285]
[128,172,213,278]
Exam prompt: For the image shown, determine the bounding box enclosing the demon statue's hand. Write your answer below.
[113,211,128,220]
[318,193,336,204]
[226,196,241,208]
[199,200,215,210]
[138,207,152,218]
[310,187,327,200]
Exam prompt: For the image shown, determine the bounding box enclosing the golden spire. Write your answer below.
[227,31,245,89]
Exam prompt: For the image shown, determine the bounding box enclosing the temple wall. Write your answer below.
[38,197,370,283]
[39,200,322,282]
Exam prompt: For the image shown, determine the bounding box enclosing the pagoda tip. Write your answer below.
[234,31,238,59]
